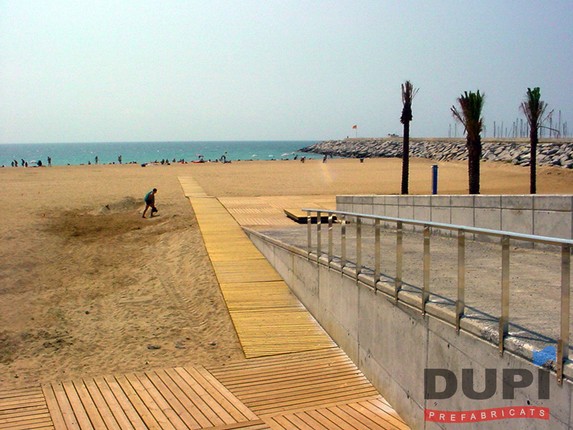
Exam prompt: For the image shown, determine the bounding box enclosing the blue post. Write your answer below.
[432,165,439,195]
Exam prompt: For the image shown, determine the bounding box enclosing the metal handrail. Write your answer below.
[303,208,572,385]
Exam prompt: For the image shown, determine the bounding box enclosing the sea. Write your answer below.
[0,140,324,167]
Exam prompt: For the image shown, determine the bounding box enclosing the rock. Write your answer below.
[299,139,573,169]
[147,344,161,350]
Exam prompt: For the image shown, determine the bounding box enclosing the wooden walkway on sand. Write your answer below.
[180,177,335,358]
[217,196,336,228]
[1,349,408,429]
[0,177,409,429]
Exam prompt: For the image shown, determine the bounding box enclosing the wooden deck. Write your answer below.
[1,350,408,430]
[217,196,335,228]
[0,387,53,430]
[0,177,409,429]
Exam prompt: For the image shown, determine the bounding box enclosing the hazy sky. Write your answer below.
[1,1,572,143]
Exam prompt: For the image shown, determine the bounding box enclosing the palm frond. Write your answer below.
[451,90,485,140]
[521,87,548,128]
[400,80,418,124]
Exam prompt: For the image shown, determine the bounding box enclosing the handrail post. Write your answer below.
[456,230,466,333]
[356,216,362,280]
[557,245,571,385]
[306,210,312,260]
[395,221,403,301]
[499,235,510,355]
[422,225,431,314]
[341,215,347,270]
[328,212,333,267]
[316,211,322,263]
[374,219,381,292]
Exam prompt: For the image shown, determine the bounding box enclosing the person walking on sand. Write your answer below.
[142,188,157,218]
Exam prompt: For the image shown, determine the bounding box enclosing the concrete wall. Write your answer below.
[247,230,573,430]
[337,195,573,242]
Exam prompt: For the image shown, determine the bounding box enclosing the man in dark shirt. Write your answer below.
[142,188,157,218]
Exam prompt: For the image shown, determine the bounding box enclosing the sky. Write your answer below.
[1,0,572,144]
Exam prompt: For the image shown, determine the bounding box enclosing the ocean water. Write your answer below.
[0,140,323,167]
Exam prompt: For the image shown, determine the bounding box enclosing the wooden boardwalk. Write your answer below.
[218,196,335,228]
[0,387,53,430]
[1,350,408,429]
[0,177,409,429]
[181,177,336,358]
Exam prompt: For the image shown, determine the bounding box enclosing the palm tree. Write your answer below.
[400,81,418,194]
[451,91,485,194]
[521,87,547,194]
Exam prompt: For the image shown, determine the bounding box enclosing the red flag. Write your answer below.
[352,124,357,129]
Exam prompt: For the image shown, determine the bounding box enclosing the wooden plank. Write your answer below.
[163,367,227,428]
[0,387,42,396]
[41,384,65,430]
[122,373,177,430]
[210,348,343,374]
[145,370,204,430]
[211,355,357,384]
[195,367,258,421]
[0,397,46,411]
[0,420,54,430]
[220,281,303,311]
[50,382,81,429]
[302,411,346,430]
[81,378,125,430]
[155,369,212,428]
[93,376,140,429]
[111,375,162,430]
[170,367,238,425]
[207,349,382,416]
[175,367,244,424]
[264,414,295,430]
[0,410,51,423]
[279,412,317,429]
[209,421,270,430]
[312,406,354,429]
[61,380,94,429]
[70,379,108,429]
[131,372,188,430]
[353,399,409,430]
[229,374,375,402]
[0,413,53,426]
[265,399,409,430]
[329,404,378,430]
[248,391,379,417]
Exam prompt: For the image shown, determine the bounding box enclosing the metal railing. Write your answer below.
[303,208,572,385]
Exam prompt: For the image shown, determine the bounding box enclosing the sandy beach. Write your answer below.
[1,157,573,391]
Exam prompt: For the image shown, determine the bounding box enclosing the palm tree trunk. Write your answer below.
[401,123,410,194]
[530,127,538,194]
[467,137,481,194]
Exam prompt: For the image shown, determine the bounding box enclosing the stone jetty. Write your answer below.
[300,138,573,168]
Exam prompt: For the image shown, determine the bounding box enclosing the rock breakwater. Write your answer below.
[300,138,573,168]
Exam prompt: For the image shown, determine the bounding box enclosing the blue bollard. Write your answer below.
[432,165,439,195]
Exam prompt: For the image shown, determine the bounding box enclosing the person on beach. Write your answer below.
[142,188,158,218]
